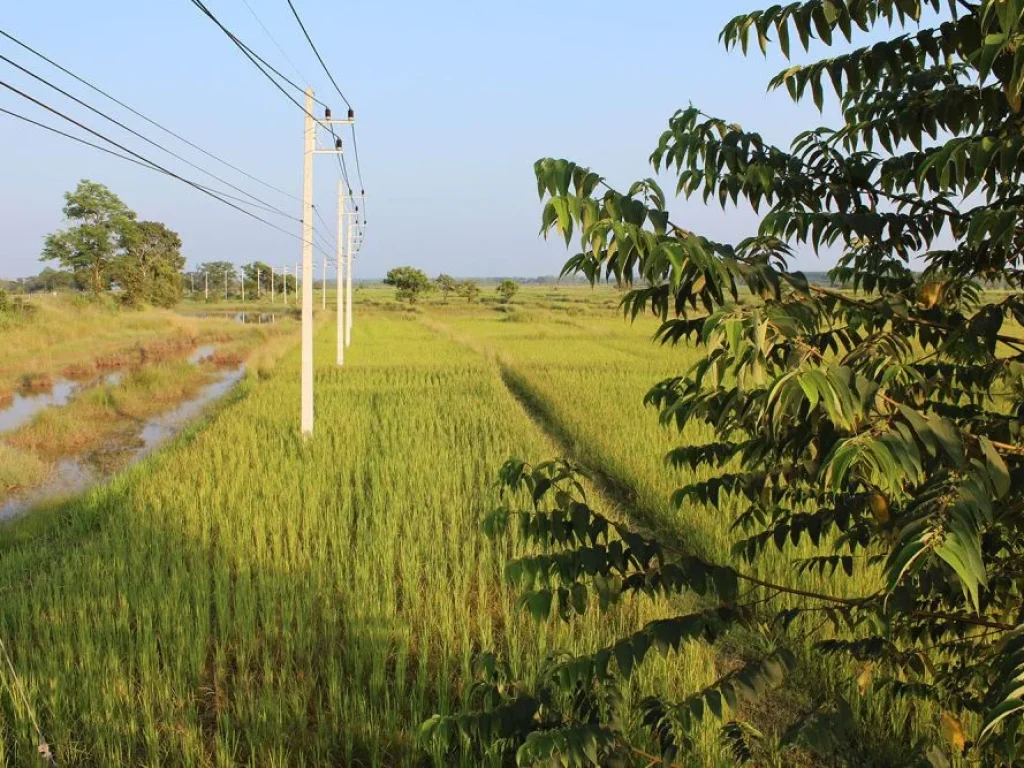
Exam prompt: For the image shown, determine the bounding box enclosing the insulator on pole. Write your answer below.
[335,138,343,150]
[325,107,332,119]
[347,108,354,120]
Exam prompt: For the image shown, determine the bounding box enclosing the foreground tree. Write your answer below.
[424,1,1024,765]
[496,278,520,304]
[457,279,481,303]
[436,273,457,303]
[41,180,136,295]
[384,266,432,304]
[116,221,184,307]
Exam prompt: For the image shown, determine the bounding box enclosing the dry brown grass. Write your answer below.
[62,362,97,380]
[18,372,52,393]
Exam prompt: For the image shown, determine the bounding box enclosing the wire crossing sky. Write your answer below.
[0,0,909,280]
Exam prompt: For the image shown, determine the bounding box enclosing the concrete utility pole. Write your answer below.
[224,271,229,300]
[283,266,288,304]
[257,269,261,299]
[322,258,327,310]
[342,179,350,364]
[300,87,315,436]
[270,266,275,304]
[205,271,209,301]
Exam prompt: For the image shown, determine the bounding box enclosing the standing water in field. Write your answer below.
[0,379,78,434]
[0,364,246,521]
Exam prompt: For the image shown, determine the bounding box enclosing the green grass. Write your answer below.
[0,286,927,764]
[0,309,723,766]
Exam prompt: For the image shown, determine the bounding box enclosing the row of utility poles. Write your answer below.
[187,264,339,305]
[187,88,363,439]
[301,87,364,436]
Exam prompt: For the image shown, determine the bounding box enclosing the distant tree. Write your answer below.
[384,266,432,304]
[243,261,273,298]
[496,279,519,304]
[41,180,137,295]
[116,221,184,307]
[197,261,237,300]
[23,267,75,294]
[456,279,481,304]
[436,273,457,304]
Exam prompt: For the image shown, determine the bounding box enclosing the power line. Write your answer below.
[0,106,293,220]
[351,125,366,220]
[0,27,302,205]
[237,0,308,85]
[281,0,367,219]
[0,51,299,220]
[0,80,332,259]
[187,0,331,121]
[284,0,351,110]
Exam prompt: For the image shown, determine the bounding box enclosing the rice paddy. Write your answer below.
[0,288,892,765]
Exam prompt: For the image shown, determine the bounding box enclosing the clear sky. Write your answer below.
[0,1,909,280]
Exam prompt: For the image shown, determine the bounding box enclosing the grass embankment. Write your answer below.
[0,313,723,766]
[0,296,298,503]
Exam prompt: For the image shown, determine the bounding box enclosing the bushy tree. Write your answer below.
[424,1,1024,765]
[496,279,520,304]
[116,221,184,307]
[197,261,237,300]
[436,273,457,304]
[243,261,273,298]
[457,279,481,303]
[384,266,432,304]
[41,180,136,295]
[22,267,75,294]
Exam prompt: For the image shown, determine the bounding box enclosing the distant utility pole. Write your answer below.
[283,266,288,304]
[321,257,327,310]
[242,277,245,302]
[224,271,229,300]
[345,200,354,348]
[190,272,195,295]
[205,271,209,301]
[270,266,275,304]
[257,269,261,299]
[347,196,363,345]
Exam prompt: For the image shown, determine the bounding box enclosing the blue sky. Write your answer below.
[0,1,920,279]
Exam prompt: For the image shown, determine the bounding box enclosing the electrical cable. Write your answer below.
[0,52,298,219]
[281,0,366,221]
[0,106,293,220]
[237,0,307,85]
[0,81,332,259]
[188,0,330,121]
[284,0,350,109]
[0,27,302,204]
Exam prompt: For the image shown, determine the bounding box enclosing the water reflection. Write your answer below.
[0,380,77,433]
[0,365,246,520]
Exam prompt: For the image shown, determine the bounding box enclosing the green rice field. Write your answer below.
[0,288,892,766]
